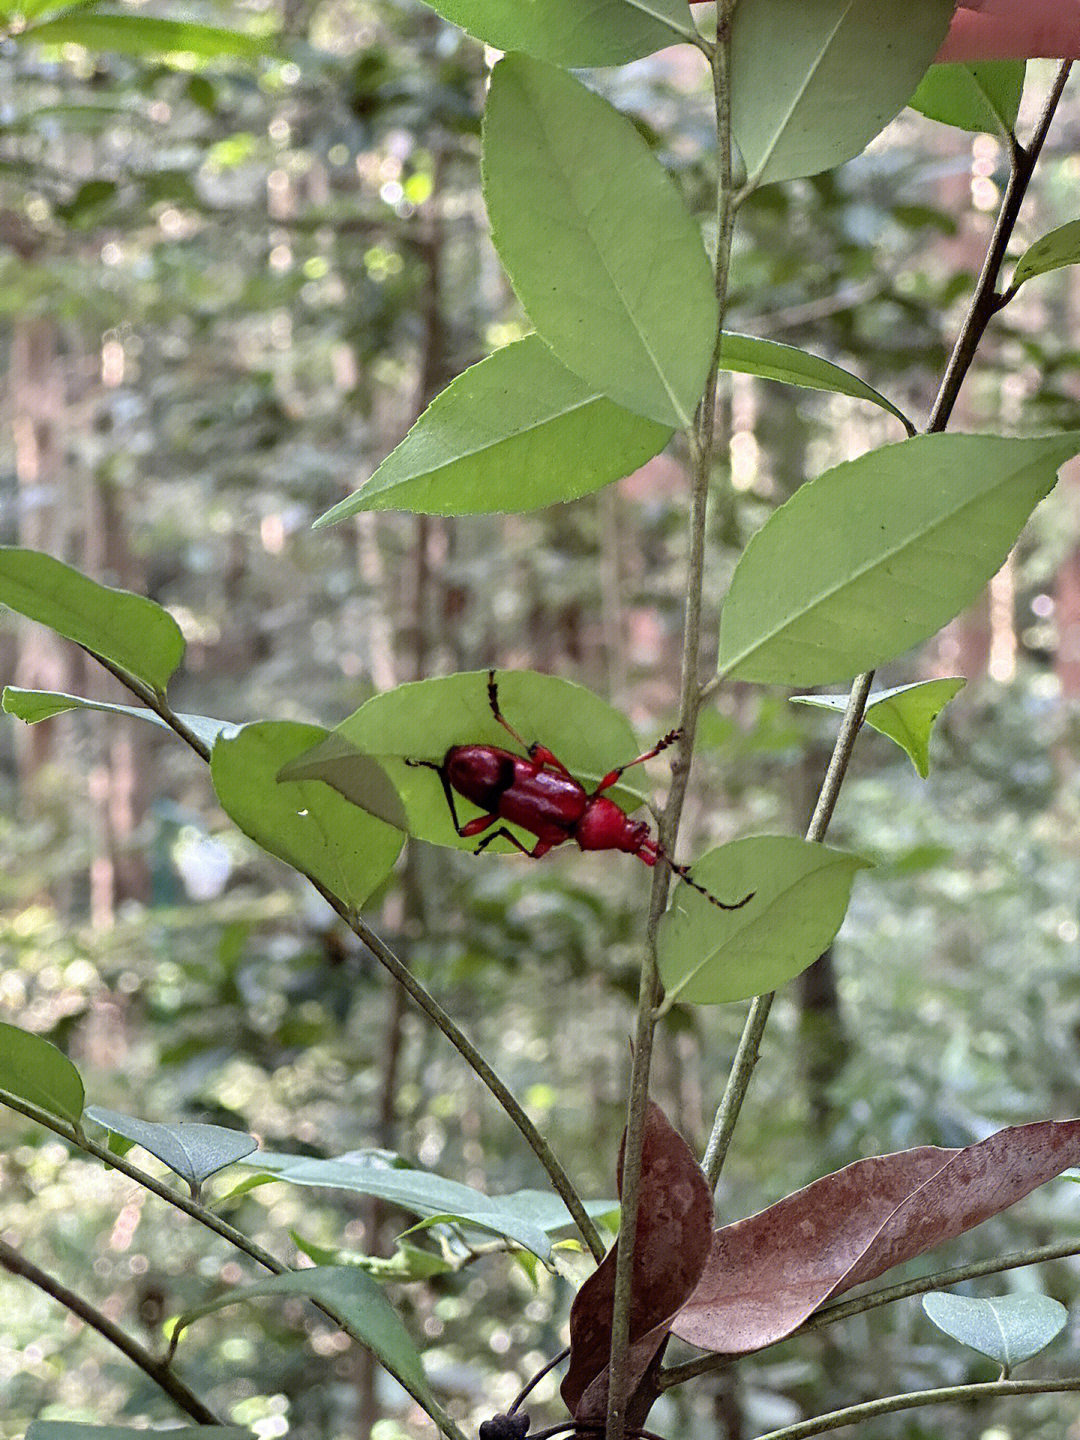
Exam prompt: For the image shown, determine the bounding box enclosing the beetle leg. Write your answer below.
[594,727,682,793]
[473,827,553,860]
[526,743,573,778]
[404,757,473,837]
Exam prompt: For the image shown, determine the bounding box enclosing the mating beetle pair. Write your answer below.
[407,671,752,912]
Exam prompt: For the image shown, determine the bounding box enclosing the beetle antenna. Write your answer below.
[659,849,754,912]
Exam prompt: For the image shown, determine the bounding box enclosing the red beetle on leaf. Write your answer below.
[407,672,752,911]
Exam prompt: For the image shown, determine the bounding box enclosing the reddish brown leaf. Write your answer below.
[561,1101,713,1422]
[673,1119,1080,1355]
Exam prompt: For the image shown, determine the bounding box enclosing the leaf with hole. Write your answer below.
[0,1021,84,1127]
[1012,219,1080,290]
[792,678,965,777]
[657,837,869,1006]
[313,336,672,521]
[412,0,696,66]
[923,1291,1067,1372]
[674,1118,1080,1354]
[0,548,184,692]
[85,1106,257,1193]
[3,686,230,751]
[909,60,1025,134]
[211,721,403,908]
[731,0,954,188]
[483,54,715,428]
[170,1266,433,1413]
[718,432,1080,686]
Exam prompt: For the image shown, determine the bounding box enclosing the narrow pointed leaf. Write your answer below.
[658,837,869,1006]
[414,0,696,66]
[3,686,230,750]
[211,721,403,908]
[732,0,954,187]
[313,336,672,521]
[330,670,644,852]
[673,1119,1080,1355]
[792,677,965,777]
[85,1106,257,1190]
[170,1266,432,1410]
[718,432,1080,687]
[562,1103,713,1422]
[1012,219,1080,290]
[20,14,273,60]
[0,1021,84,1127]
[923,1292,1067,1370]
[238,1150,555,1260]
[0,547,184,692]
[909,60,1025,135]
[483,54,715,428]
[718,334,912,431]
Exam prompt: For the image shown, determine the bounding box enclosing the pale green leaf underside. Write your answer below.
[330,670,645,853]
[732,0,955,187]
[211,721,404,908]
[2,686,230,750]
[414,0,696,65]
[718,432,1080,687]
[657,836,870,1006]
[908,60,1025,135]
[923,1291,1067,1370]
[483,54,716,428]
[239,1151,555,1259]
[172,1266,432,1408]
[792,677,965,777]
[313,336,671,521]
[0,547,185,693]
[718,333,912,430]
[85,1106,257,1189]
[0,1020,84,1126]
[1012,218,1080,290]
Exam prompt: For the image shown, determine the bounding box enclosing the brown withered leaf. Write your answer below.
[673,1118,1080,1355]
[561,1101,713,1423]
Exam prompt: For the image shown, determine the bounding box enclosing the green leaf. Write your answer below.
[657,837,870,1006]
[0,548,185,693]
[792,678,965,777]
[414,0,696,65]
[239,1151,555,1260]
[923,1292,1067,1372]
[718,432,1080,687]
[909,61,1025,136]
[211,721,403,908]
[85,1106,257,1193]
[329,670,645,852]
[483,54,716,428]
[0,1020,84,1127]
[313,336,672,521]
[717,333,912,431]
[1012,219,1080,291]
[291,1232,455,1282]
[171,1266,433,1412]
[18,13,274,60]
[2,686,230,750]
[731,0,955,188]
[277,734,409,832]
[28,1428,246,1440]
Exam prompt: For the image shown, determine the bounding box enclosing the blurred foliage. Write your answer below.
[2,6,1080,1440]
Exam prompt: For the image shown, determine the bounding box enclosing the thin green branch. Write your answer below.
[71,659,603,1265]
[0,1234,223,1425]
[753,1376,1080,1440]
[0,1088,468,1440]
[604,13,739,1440]
[702,670,874,1189]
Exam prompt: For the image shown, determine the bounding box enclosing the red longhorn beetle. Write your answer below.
[406,671,752,912]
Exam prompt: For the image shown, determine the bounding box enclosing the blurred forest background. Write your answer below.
[5,4,1080,1439]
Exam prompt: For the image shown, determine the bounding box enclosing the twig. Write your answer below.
[0,1234,223,1425]
[605,9,740,1439]
[702,671,874,1188]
